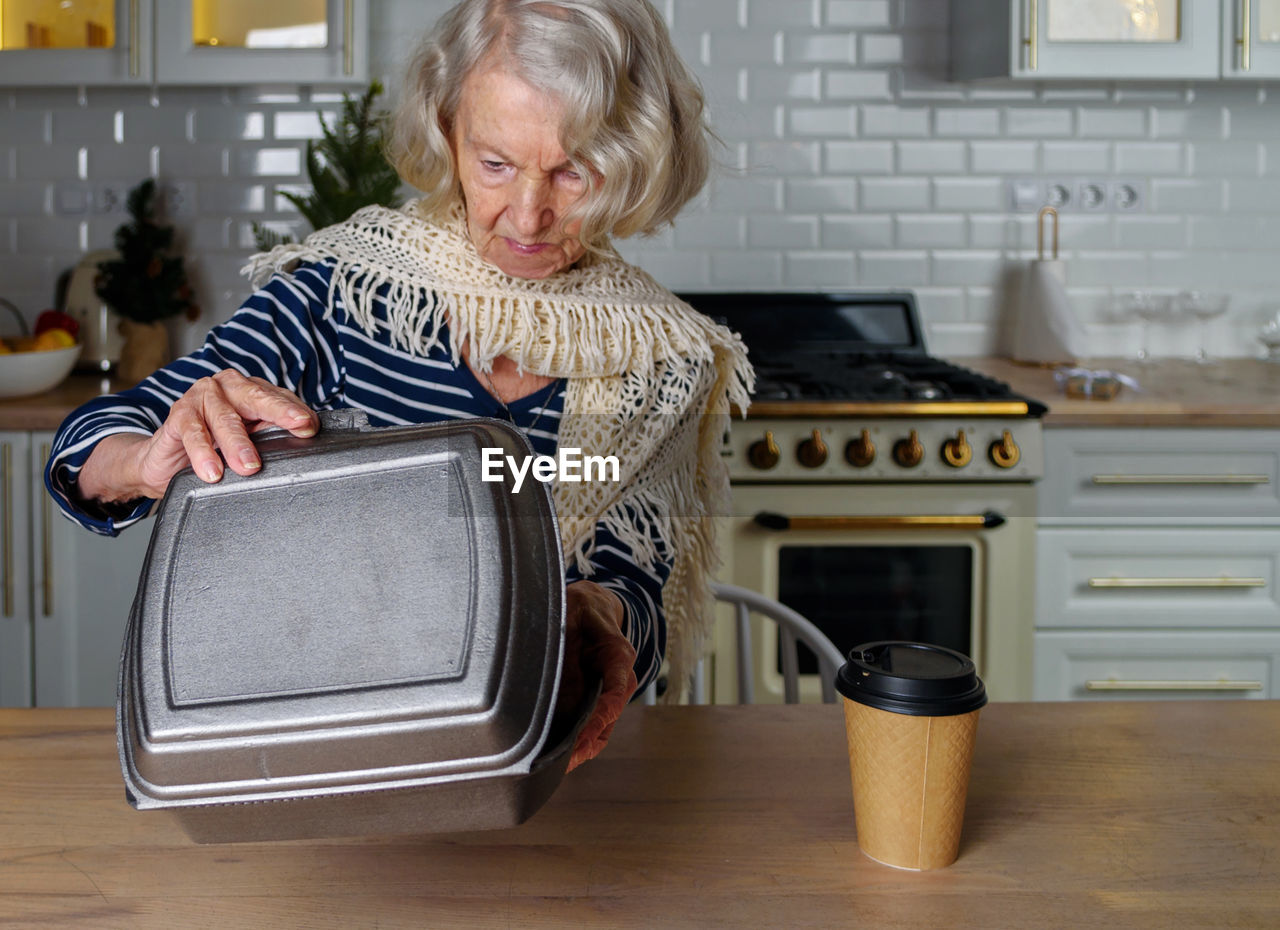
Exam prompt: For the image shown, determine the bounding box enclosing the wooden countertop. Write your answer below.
[0,373,126,431]
[3,701,1278,928]
[7,359,1280,431]
[960,356,1280,427]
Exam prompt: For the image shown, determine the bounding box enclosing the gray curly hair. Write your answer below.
[387,0,712,251]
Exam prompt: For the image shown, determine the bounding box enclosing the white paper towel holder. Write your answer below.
[1009,206,1089,366]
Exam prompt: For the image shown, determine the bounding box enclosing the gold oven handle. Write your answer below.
[1085,678,1263,692]
[1091,474,1269,485]
[754,511,1006,532]
[1088,576,1265,589]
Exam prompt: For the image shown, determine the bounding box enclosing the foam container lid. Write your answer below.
[117,410,570,838]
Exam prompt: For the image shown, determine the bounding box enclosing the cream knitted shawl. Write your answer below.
[245,200,753,701]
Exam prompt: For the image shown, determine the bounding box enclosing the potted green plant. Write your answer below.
[254,80,403,250]
[95,179,199,384]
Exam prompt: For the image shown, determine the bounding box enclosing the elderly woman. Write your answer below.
[46,0,751,769]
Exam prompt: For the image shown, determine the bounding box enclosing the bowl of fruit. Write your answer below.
[0,302,82,399]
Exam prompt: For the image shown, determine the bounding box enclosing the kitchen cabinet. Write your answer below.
[0,0,152,86]
[951,0,1280,81]
[1222,0,1280,77]
[0,0,367,87]
[1033,427,1280,700]
[1,430,151,707]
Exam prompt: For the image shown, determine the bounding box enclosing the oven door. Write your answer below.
[712,483,1036,703]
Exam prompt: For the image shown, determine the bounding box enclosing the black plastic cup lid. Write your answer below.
[835,641,987,717]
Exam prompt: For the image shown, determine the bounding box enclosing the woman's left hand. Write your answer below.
[560,581,638,771]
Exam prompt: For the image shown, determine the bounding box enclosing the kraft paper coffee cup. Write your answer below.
[835,641,987,871]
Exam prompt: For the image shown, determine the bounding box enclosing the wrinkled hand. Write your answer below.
[559,581,638,772]
[78,369,319,503]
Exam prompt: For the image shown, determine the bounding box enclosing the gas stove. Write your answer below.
[681,291,1047,483]
[749,350,1044,411]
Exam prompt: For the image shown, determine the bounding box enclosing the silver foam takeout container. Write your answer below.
[117,410,582,843]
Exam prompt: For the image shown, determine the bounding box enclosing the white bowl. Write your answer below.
[0,344,82,398]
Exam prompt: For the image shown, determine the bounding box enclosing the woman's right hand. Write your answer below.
[77,369,320,503]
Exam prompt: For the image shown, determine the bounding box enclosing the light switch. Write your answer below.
[54,183,91,215]
[1009,179,1043,211]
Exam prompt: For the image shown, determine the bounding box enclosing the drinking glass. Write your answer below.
[1258,315,1280,363]
[1176,291,1231,364]
[1119,291,1175,364]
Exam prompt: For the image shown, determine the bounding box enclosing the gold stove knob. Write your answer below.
[892,429,924,468]
[989,430,1021,469]
[941,429,972,468]
[747,431,781,470]
[796,429,828,468]
[845,429,876,467]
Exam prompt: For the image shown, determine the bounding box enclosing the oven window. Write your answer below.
[776,545,972,672]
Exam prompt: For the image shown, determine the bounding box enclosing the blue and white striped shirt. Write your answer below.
[45,259,669,692]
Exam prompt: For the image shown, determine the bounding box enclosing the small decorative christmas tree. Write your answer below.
[95,179,199,324]
[254,81,403,250]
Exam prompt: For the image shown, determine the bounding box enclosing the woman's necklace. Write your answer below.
[478,366,558,435]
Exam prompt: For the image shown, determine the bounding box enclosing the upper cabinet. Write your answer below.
[952,1,1280,80]
[0,0,367,86]
[0,0,153,85]
[1223,0,1280,77]
[155,0,368,85]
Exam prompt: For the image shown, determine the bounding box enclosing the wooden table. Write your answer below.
[2,702,1278,929]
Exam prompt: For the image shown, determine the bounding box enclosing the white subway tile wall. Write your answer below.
[2,0,1279,360]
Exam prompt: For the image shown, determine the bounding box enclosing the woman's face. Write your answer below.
[450,65,589,279]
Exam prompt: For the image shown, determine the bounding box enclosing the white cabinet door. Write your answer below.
[1222,0,1280,77]
[952,0,1222,79]
[28,432,152,707]
[154,0,367,85]
[0,431,33,706]
[0,0,153,86]
[1035,630,1280,699]
[1036,527,1280,629]
[1030,0,1221,78]
[1038,428,1280,524]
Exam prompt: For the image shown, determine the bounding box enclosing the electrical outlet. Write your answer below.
[1110,178,1145,212]
[92,184,126,215]
[1075,179,1108,212]
[160,182,196,218]
[1043,180,1073,210]
[1008,178,1145,213]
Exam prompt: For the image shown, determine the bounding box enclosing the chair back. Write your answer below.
[675,583,841,704]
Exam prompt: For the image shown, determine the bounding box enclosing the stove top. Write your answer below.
[750,351,1040,406]
[682,290,1046,417]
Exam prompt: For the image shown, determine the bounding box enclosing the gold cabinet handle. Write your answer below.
[343,0,355,76]
[129,0,140,78]
[1239,0,1252,71]
[755,511,1006,531]
[40,443,52,617]
[1085,678,1263,692]
[1,442,12,618]
[1088,576,1265,589]
[1024,0,1038,71]
[1091,474,1270,485]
